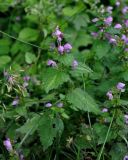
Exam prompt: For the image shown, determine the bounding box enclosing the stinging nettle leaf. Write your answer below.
[93,40,110,59]
[38,115,64,150]
[67,88,100,114]
[42,68,70,93]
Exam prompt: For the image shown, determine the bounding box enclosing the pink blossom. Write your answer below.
[47,60,57,67]
[3,138,13,152]
[104,16,113,25]
[114,24,122,29]
[116,82,125,92]
[58,45,64,54]
[106,91,113,100]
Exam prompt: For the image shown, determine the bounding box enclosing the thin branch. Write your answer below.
[0,30,43,50]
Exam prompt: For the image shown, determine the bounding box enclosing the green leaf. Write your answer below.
[122,71,128,81]
[67,88,100,114]
[16,114,40,135]
[0,55,11,68]
[70,62,92,77]
[58,54,74,66]
[109,143,127,160]
[73,32,92,47]
[42,68,70,93]
[62,5,83,17]
[38,115,64,150]
[19,28,39,42]
[0,39,11,55]
[119,99,128,106]
[106,27,120,34]
[25,52,36,64]
[93,40,110,59]
[93,123,117,144]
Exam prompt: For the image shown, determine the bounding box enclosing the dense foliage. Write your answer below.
[0,0,128,160]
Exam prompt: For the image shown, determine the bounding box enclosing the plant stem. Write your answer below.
[97,110,116,160]
[0,30,43,50]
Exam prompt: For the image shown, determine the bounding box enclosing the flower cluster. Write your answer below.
[124,155,128,160]
[45,102,63,108]
[53,26,72,54]
[47,26,78,69]
[106,82,125,100]
[91,1,128,51]
[3,70,32,107]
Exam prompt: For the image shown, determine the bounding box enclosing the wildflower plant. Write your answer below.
[0,0,128,160]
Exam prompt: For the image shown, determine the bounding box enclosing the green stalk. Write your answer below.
[0,30,43,50]
[97,110,116,160]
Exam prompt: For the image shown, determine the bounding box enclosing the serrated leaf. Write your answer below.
[58,54,74,66]
[38,115,64,150]
[42,68,70,93]
[93,40,110,59]
[70,62,92,77]
[106,27,120,34]
[77,62,92,73]
[67,88,100,114]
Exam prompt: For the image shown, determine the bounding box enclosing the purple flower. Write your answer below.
[109,38,116,44]
[47,60,57,67]
[91,32,98,37]
[116,1,120,6]
[125,48,128,52]
[57,102,63,108]
[19,154,24,160]
[45,103,52,108]
[121,35,128,44]
[114,24,122,29]
[3,70,8,77]
[100,29,104,32]
[104,16,113,25]
[72,60,78,69]
[105,33,112,40]
[125,20,128,27]
[122,6,128,14]
[116,82,125,92]
[124,155,128,160]
[53,26,63,41]
[124,115,128,124]
[102,108,108,113]
[58,45,64,54]
[23,76,30,82]
[64,43,72,53]
[92,18,99,23]
[16,16,21,21]
[106,91,113,100]
[107,6,113,14]
[3,138,13,152]
[122,34,127,40]
[8,76,14,84]
[12,97,19,106]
